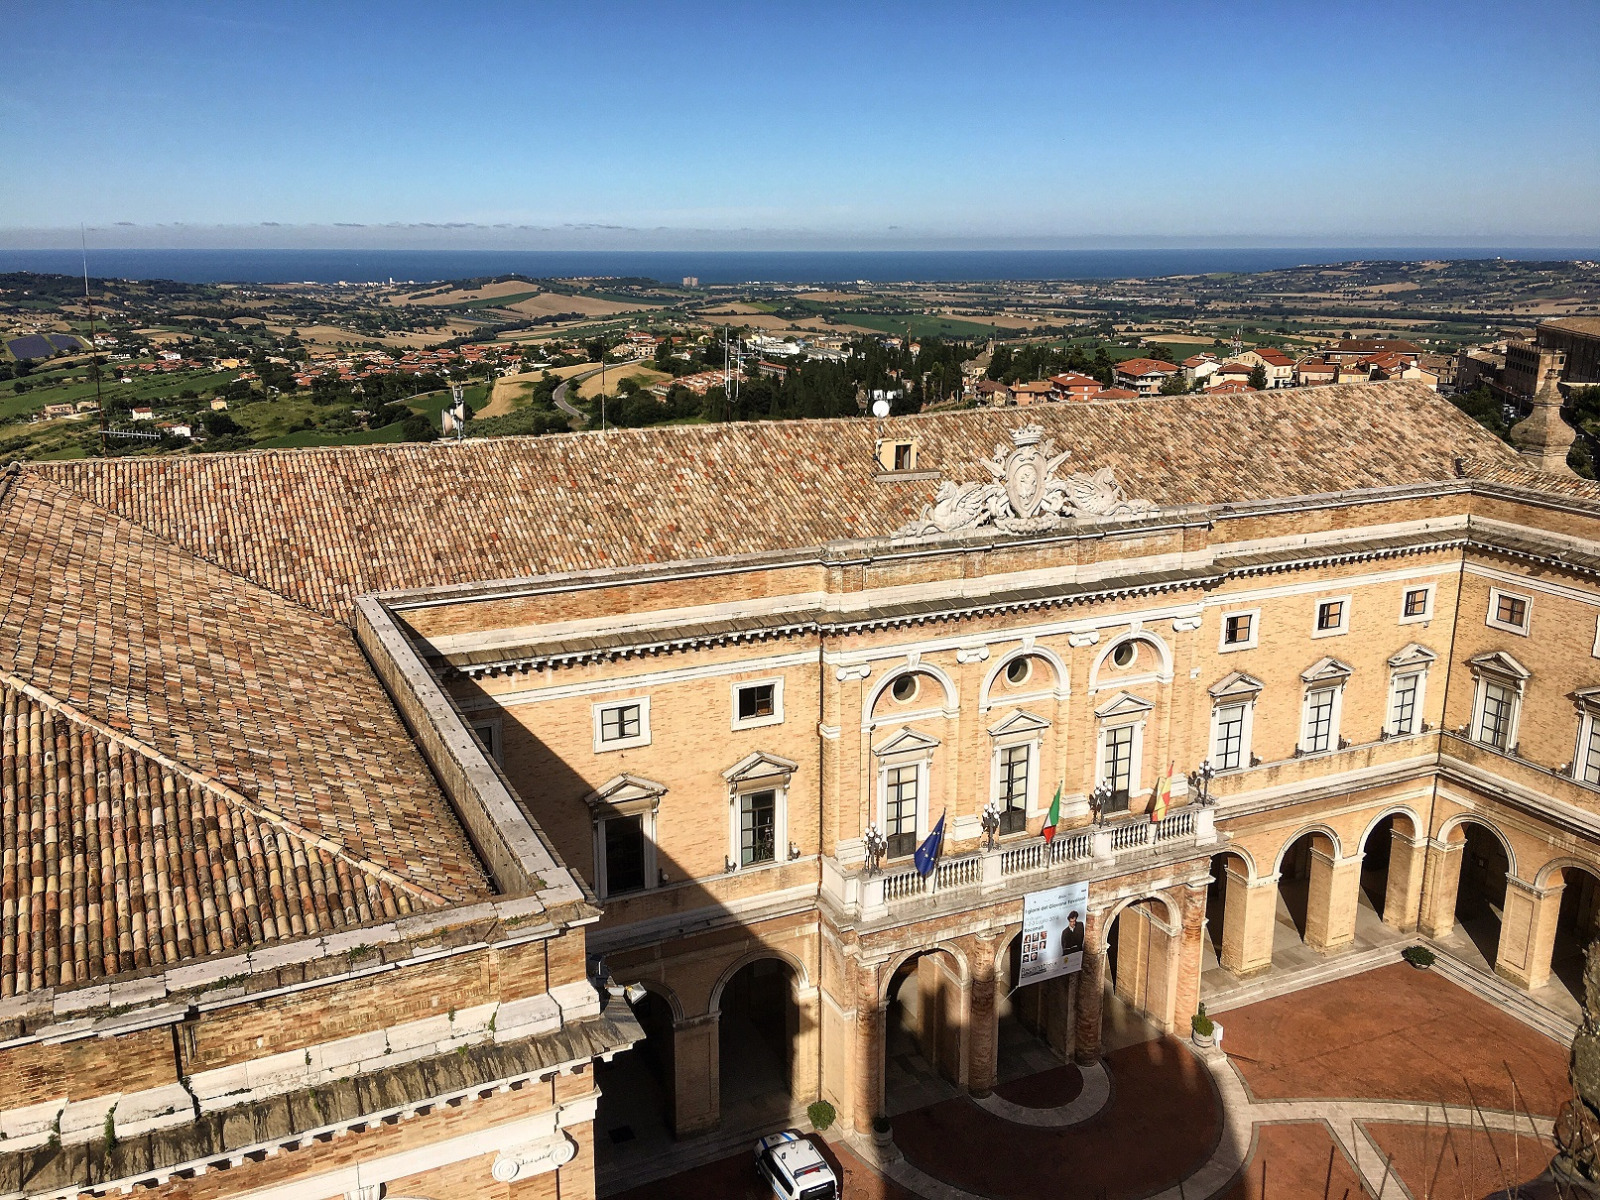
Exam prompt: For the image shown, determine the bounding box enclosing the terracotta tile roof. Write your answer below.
[1254,348,1294,366]
[1459,455,1600,503]
[1205,380,1257,393]
[1114,358,1180,376]
[30,383,1517,622]
[0,473,489,950]
[0,679,420,995]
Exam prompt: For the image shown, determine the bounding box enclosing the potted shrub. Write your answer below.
[871,1115,893,1150]
[1192,1002,1216,1049]
[1403,945,1436,971]
[807,1100,836,1133]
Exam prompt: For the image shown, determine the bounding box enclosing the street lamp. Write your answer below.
[1188,760,1217,807]
[1089,782,1113,827]
[863,824,888,876]
[980,802,1001,852]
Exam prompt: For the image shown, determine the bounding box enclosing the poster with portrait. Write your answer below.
[1018,880,1091,985]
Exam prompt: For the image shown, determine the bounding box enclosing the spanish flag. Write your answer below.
[1150,761,1175,823]
[1040,783,1062,843]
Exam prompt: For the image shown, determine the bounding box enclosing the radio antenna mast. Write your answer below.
[81,226,107,457]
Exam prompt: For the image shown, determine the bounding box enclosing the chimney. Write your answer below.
[1509,350,1577,476]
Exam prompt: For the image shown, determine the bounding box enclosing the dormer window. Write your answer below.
[876,437,920,473]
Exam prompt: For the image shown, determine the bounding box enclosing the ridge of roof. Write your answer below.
[0,473,492,904]
[26,383,1519,625]
[0,668,449,908]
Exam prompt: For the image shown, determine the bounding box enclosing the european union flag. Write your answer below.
[914,811,946,878]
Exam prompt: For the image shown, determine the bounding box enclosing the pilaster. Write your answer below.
[1496,876,1564,990]
[1419,837,1465,938]
[1305,850,1363,952]
[1383,832,1428,933]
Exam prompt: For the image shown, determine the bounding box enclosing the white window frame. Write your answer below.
[1471,676,1522,751]
[722,753,797,872]
[873,731,937,859]
[1300,685,1344,754]
[1096,720,1144,808]
[593,696,651,752]
[585,775,666,900]
[989,735,1042,825]
[877,758,929,859]
[1218,608,1260,653]
[1211,699,1254,771]
[1486,587,1532,636]
[731,781,786,870]
[1574,696,1600,787]
[1398,584,1436,625]
[594,810,658,899]
[1311,595,1352,639]
[469,717,502,763]
[1387,671,1426,737]
[730,676,785,731]
[1591,615,1600,659]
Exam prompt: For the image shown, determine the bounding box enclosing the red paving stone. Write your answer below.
[992,1064,1084,1108]
[1220,1122,1370,1200]
[892,1036,1220,1200]
[1368,1121,1551,1200]
[609,1136,920,1200]
[1219,965,1569,1116]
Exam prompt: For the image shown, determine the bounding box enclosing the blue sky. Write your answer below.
[2,0,1597,248]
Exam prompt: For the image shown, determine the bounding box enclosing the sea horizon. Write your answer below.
[0,246,1596,286]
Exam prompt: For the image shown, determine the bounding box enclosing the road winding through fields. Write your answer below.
[552,366,603,426]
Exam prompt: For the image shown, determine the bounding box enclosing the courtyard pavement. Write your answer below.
[602,960,1571,1200]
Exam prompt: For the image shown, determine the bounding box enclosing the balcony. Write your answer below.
[821,805,1217,925]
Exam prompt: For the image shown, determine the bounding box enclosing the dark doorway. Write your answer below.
[718,958,799,1128]
[1454,822,1509,966]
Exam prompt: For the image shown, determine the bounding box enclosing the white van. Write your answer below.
[754,1129,840,1200]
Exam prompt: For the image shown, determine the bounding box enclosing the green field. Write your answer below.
[254,422,407,449]
[1,367,239,420]
[407,382,491,420]
[442,292,541,311]
[834,312,1002,340]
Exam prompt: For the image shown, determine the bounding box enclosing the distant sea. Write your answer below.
[0,247,1595,286]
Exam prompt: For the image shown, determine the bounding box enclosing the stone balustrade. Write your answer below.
[822,804,1216,924]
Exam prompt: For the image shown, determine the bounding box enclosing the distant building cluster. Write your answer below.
[1458,317,1600,405]
[976,336,1453,409]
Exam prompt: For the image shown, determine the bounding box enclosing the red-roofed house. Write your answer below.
[1112,358,1180,395]
[1049,372,1102,402]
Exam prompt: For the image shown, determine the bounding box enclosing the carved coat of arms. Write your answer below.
[895,425,1154,538]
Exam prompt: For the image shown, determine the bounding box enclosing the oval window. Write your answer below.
[1005,657,1031,685]
[1111,642,1136,669]
[891,674,918,702]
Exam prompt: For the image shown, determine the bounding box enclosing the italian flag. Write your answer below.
[1040,784,1062,843]
[1150,761,1175,823]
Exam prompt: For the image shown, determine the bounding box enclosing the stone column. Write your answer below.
[792,984,821,1105]
[1305,850,1363,952]
[852,962,886,1135]
[967,935,999,1099]
[1419,837,1465,938]
[1496,876,1564,990]
[1073,913,1106,1066]
[1382,830,1429,933]
[1172,882,1209,1030]
[671,1013,720,1137]
[1221,867,1277,977]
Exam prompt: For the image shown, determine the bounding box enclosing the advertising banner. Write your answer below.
[1018,880,1091,985]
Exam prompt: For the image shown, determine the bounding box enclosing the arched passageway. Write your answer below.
[718,957,801,1127]
[595,987,676,1152]
[997,932,1073,1081]
[1454,821,1509,968]
[884,948,966,1113]
[1551,865,1600,1004]
[1272,831,1337,965]
[1103,898,1176,1051]
[1360,816,1398,919]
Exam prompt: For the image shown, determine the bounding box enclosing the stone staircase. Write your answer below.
[1425,944,1578,1045]
[1203,943,1403,1015]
